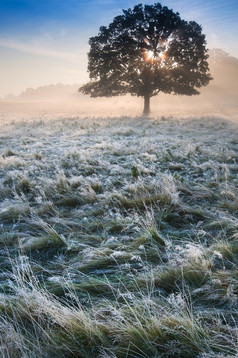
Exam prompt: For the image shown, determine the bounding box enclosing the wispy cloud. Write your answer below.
[39,28,68,41]
[0,38,84,63]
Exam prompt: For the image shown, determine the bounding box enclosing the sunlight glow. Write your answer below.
[141,35,180,68]
[141,37,167,65]
[146,50,154,61]
[142,48,167,64]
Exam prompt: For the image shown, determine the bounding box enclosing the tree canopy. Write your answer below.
[79,2,212,115]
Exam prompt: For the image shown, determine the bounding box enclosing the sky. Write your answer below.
[0,0,238,98]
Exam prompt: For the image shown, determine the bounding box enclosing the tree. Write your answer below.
[79,3,212,115]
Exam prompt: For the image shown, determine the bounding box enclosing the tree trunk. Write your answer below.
[143,95,150,116]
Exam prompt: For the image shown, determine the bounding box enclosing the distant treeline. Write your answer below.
[1,49,238,103]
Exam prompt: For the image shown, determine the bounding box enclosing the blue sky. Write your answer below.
[0,0,238,97]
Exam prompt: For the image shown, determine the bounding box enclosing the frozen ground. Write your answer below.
[0,111,237,357]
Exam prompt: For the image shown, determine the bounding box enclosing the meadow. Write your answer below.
[0,110,237,357]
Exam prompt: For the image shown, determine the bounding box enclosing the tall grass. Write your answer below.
[0,115,238,357]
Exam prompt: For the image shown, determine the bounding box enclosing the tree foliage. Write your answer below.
[79,2,212,114]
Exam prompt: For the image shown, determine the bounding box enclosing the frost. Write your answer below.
[185,244,204,261]
[106,236,117,243]
[213,250,223,259]
[1,113,238,355]
[119,263,131,270]
[167,293,185,308]
[110,251,126,258]
[197,230,206,237]
[48,276,63,283]
[117,292,134,300]
[130,255,142,262]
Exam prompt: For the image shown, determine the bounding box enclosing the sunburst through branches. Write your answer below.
[142,37,168,65]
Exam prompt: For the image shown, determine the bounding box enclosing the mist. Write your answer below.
[0,49,237,120]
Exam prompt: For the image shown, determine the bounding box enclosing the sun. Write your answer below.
[145,50,154,61]
[141,37,167,65]
[142,48,166,64]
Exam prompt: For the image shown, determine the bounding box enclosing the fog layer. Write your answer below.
[1,49,237,120]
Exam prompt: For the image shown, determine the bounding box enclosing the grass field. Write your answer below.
[0,112,237,357]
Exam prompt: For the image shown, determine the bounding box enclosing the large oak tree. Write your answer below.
[79,3,212,115]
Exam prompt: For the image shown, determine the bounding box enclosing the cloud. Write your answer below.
[39,28,68,41]
[0,38,84,63]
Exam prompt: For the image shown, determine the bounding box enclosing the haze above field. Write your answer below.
[0,0,238,98]
[1,49,237,119]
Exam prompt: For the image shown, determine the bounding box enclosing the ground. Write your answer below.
[0,112,237,357]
